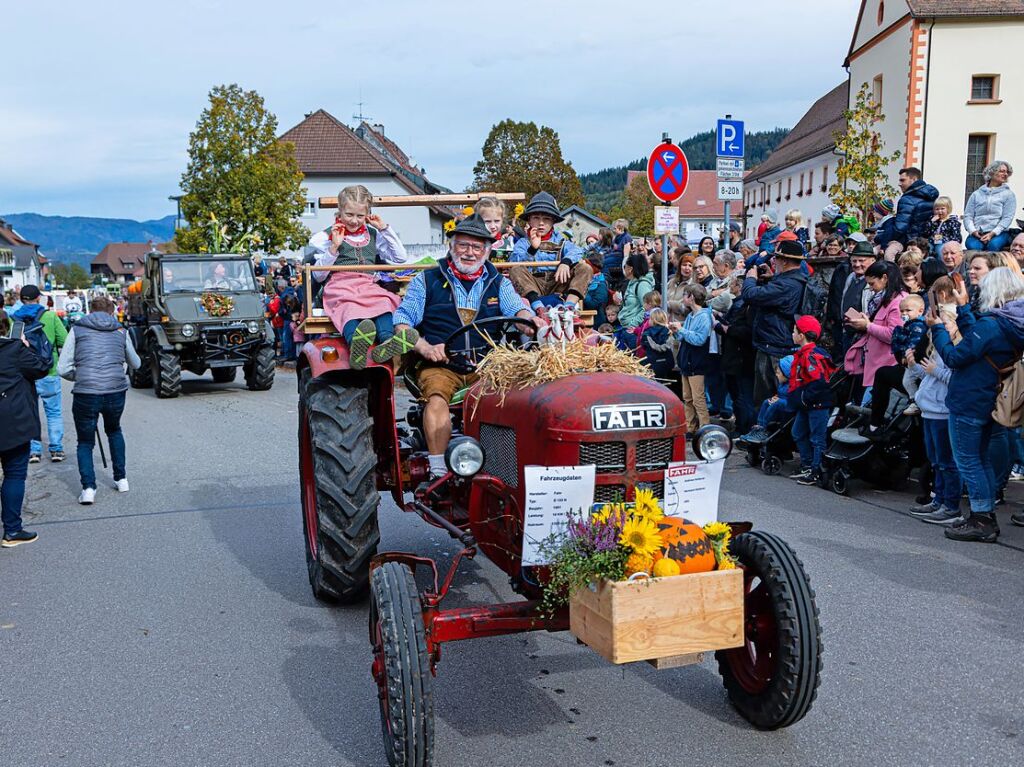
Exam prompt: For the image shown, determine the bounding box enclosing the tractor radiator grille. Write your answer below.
[479,424,518,488]
[594,484,627,504]
[637,479,665,501]
[636,438,674,472]
[579,442,626,473]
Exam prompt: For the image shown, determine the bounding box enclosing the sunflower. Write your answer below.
[624,551,653,576]
[513,202,525,218]
[590,504,613,523]
[632,488,663,523]
[703,521,731,541]
[619,516,662,558]
[443,219,456,232]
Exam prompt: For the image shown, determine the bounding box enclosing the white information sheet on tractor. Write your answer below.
[521,465,596,566]
[662,461,725,526]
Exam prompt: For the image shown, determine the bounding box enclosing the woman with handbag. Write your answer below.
[929,267,1024,542]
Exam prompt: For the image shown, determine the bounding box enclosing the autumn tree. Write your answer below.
[829,82,901,225]
[472,120,585,208]
[177,84,309,254]
[606,174,658,236]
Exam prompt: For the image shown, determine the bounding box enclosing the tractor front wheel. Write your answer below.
[151,348,181,399]
[298,373,379,602]
[716,531,822,729]
[370,562,434,767]
[245,346,275,391]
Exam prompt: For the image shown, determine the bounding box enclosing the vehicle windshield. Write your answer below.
[160,260,256,293]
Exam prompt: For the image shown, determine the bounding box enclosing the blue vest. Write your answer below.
[419,261,508,367]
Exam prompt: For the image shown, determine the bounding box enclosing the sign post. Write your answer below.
[716,116,745,249]
[647,133,690,293]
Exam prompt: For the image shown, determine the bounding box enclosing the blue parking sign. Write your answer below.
[716,119,744,158]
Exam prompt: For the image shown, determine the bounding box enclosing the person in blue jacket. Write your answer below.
[670,284,714,434]
[884,167,939,259]
[582,250,609,327]
[741,240,808,407]
[928,267,1024,542]
[640,308,675,382]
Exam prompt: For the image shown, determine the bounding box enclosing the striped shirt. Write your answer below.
[393,260,531,328]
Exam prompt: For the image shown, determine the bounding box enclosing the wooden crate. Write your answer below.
[569,569,744,664]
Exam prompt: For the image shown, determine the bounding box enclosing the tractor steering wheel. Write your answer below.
[442,316,537,373]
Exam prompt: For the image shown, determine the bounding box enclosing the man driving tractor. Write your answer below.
[392,214,542,478]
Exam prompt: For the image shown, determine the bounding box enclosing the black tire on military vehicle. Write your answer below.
[211,367,237,383]
[370,562,434,767]
[245,346,275,391]
[129,364,150,389]
[298,374,380,602]
[151,347,182,399]
[716,531,822,730]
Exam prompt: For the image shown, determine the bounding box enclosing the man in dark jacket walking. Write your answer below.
[0,309,52,547]
[885,167,939,260]
[741,240,808,406]
[57,296,141,505]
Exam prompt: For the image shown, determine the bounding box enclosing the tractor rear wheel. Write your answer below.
[245,346,275,391]
[211,367,237,383]
[151,348,181,399]
[298,373,379,602]
[716,531,822,729]
[370,562,434,767]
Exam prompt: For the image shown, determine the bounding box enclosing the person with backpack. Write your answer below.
[0,308,52,547]
[787,316,836,486]
[10,285,67,463]
[57,296,142,505]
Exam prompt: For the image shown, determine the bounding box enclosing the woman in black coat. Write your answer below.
[0,309,52,547]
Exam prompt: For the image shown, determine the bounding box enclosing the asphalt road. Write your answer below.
[3,369,1023,767]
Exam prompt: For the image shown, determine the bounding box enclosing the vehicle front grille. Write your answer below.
[594,484,627,504]
[636,479,665,501]
[479,424,518,488]
[636,438,673,472]
[579,442,626,473]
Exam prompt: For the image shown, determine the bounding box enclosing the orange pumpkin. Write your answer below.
[657,517,716,574]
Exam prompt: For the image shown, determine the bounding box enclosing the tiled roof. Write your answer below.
[0,219,35,248]
[92,242,162,276]
[279,110,392,176]
[746,82,848,182]
[908,0,1024,16]
[626,170,742,219]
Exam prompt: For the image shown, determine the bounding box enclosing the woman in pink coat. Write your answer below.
[843,261,906,390]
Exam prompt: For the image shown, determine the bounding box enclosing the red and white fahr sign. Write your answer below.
[663,461,724,525]
[667,465,697,478]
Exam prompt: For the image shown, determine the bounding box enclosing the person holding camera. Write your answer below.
[0,309,53,547]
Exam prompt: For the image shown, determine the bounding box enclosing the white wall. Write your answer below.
[848,14,913,182]
[745,151,839,240]
[851,0,911,52]
[922,19,1024,213]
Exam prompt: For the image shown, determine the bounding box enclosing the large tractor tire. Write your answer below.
[211,366,237,383]
[716,531,822,730]
[370,562,434,767]
[245,345,275,391]
[298,374,379,602]
[128,363,150,389]
[151,348,181,399]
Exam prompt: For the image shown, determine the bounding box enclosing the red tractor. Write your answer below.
[297,197,822,767]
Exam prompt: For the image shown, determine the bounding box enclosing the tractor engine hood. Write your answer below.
[163,293,264,322]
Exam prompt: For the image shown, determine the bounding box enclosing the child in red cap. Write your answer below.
[787,315,836,485]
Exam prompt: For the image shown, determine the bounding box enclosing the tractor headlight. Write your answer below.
[180,323,196,338]
[693,424,733,462]
[445,436,485,478]
[246,320,260,335]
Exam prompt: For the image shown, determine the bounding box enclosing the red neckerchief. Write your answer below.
[541,230,554,242]
[447,258,485,282]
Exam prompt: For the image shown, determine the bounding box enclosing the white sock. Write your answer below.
[428,454,446,477]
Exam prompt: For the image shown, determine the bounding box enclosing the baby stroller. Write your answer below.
[739,365,853,476]
[820,390,926,495]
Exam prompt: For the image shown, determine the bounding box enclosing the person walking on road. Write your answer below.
[10,284,67,463]
[0,308,52,547]
[57,296,141,505]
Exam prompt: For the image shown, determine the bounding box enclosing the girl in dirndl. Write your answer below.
[309,185,419,369]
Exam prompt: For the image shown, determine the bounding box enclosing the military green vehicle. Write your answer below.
[126,252,275,398]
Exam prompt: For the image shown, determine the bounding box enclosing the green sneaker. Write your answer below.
[348,319,376,370]
[371,327,420,364]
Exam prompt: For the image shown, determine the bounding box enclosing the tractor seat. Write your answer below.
[402,368,469,405]
[830,427,870,446]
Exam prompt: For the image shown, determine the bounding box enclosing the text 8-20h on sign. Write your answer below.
[717,181,743,201]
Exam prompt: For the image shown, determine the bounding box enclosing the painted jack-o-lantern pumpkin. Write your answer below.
[657,517,716,574]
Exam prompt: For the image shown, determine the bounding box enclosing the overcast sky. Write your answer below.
[2,0,860,221]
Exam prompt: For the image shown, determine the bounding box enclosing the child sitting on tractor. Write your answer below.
[308,184,420,369]
[509,192,592,315]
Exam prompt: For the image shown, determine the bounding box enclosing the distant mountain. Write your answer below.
[1,213,177,267]
[580,128,789,212]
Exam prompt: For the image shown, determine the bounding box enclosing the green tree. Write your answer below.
[472,120,585,208]
[606,175,658,237]
[50,262,92,289]
[177,84,309,254]
[829,82,902,225]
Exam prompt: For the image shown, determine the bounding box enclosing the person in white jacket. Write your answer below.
[964,160,1017,252]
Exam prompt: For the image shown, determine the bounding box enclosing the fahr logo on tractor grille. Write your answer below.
[591,403,666,432]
